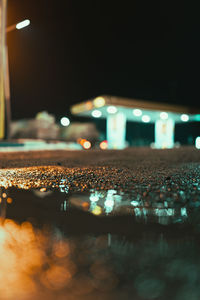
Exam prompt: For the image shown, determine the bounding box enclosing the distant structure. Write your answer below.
[61,122,99,142]
[11,111,60,140]
[71,95,200,149]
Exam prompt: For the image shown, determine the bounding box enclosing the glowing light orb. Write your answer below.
[7,198,13,204]
[160,112,168,120]
[92,205,102,215]
[180,114,189,122]
[99,140,108,150]
[83,141,91,150]
[133,109,142,117]
[195,137,200,149]
[93,97,105,107]
[107,106,117,114]
[16,19,30,30]
[91,110,102,118]
[60,117,70,126]
[142,115,151,123]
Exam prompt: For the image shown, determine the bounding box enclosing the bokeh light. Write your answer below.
[133,109,142,117]
[195,137,200,149]
[160,112,168,120]
[91,110,102,118]
[60,117,70,126]
[83,140,91,150]
[107,106,117,114]
[142,115,151,123]
[180,114,189,122]
[91,205,102,215]
[99,140,108,150]
[93,97,105,108]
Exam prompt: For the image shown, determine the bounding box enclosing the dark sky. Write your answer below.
[7,0,200,120]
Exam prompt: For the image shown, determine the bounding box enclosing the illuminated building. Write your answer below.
[71,95,200,149]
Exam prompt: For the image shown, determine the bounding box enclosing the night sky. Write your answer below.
[7,0,200,121]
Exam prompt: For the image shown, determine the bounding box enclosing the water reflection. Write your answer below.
[68,189,190,225]
[58,179,69,193]
[0,219,76,299]
[0,218,121,299]
[0,186,193,226]
[0,218,200,299]
[88,190,122,215]
[0,185,200,299]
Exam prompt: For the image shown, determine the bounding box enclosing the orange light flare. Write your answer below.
[82,201,90,211]
[79,138,86,146]
[77,138,92,149]
[77,137,83,144]
[7,197,13,204]
[0,219,76,299]
[0,219,119,298]
[99,140,108,150]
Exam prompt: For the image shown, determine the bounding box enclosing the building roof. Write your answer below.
[71,95,200,123]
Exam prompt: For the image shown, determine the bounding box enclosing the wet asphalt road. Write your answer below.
[0,146,200,198]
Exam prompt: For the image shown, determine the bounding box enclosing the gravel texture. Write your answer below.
[1,146,200,195]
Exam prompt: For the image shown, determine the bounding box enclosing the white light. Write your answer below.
[195,137,200,149]
[155,119,175,149]
[160,112,168,120]
[180,114,189,122]
[16,19,30,30]
[107,106,117,114]
[105,198,114,208]
[133,109,142,117]
[181,207,187,217]
[142,115,151,123]
[90,193,99,202]
[91,110,102,118]
[131,200,139,207]
[60,117,70,126]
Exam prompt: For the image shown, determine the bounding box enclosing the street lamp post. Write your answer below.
[0,17,30,140]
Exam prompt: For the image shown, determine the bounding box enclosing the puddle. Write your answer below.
[0,186,195,228]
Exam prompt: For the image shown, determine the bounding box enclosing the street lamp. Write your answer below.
[6,19,30,33]
[3,19,30,139]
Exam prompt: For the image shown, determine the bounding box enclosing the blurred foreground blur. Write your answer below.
[1,147,200,299]
[1,217,200,300]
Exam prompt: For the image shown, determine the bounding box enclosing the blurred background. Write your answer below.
[6,0,200,147]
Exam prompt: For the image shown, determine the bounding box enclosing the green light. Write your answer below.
[195,114,200,121]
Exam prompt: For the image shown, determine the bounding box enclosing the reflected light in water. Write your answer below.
[90,192,99,202]
[0,219,75,299]
[7,197,13,204]
[91,205,102,215]
[59,179,69,193]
